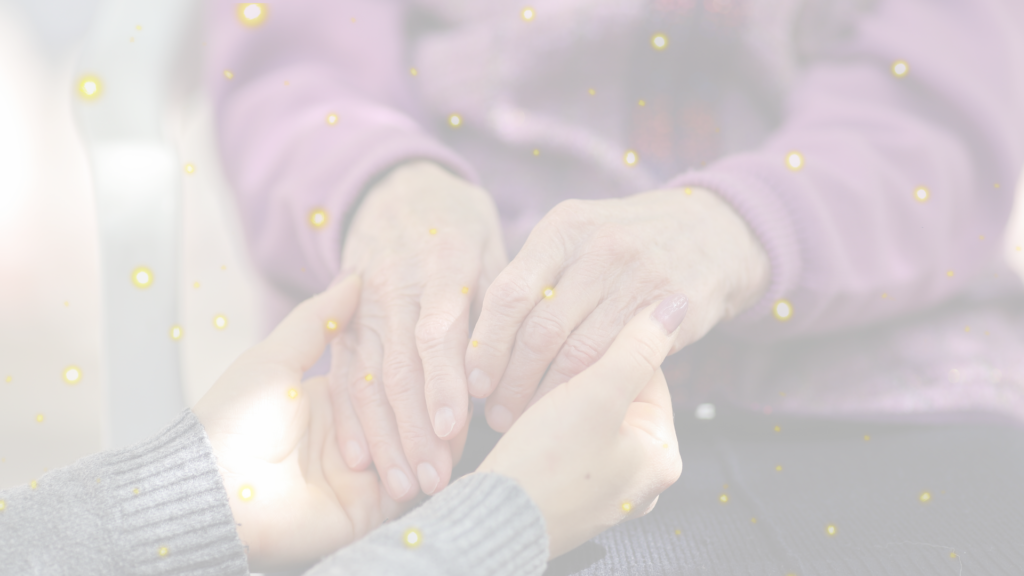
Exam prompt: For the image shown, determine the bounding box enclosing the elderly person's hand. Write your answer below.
[193,275,406,573]
[329,161,507,500]
[463,188,769,432]
[478,295,686,557]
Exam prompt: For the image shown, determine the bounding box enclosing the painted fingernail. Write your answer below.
[652,294,689,333]
[387,468,412,498]
[417,462,440,495]
[433,407,456,438]
[468,368,491,398]
[487,404,513,432]
[343,440,364,468]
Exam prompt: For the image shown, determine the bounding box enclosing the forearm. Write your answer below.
[304,473,548,576]
[0,411,247,576]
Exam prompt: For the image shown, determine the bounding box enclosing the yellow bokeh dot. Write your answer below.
[429,228,438,235]
[4,375,10,383]
[774,425,781,432]
[326,113,339,125]
[238,3,267,25]
[403,528,422,548]
[919,491,931,502]
[309,209,328,229]
[775,465,782,472]
[825,524,837,536]
[471,340,479,348]
[132,267,154,289]
[773,299,793,321]
[158,546,169,557]
[950,552,957,558]
[77,76,102,100]
[287,388,299,399]
[224,70,234,80]
[30,480,38,489]
[133,488,140,495]
[448,114,462,128]
[63,366,81,385]
[184,163,195,174]
[213,315,228,330]
[675,528,682,535]
[193,281,201,289]
[588,88,595,96]
[326,319,339,331]
[915,187,930,202]
[410,67,418,76]
[364,373,374,382]
[461,286,469,294]
[623,150,638,166]
[239,485,255,501]
[864,435,871,441]
[638,99,646,106]
[621,501,632,513]
[170,325,183,340]
[521,7,535,21]
[0,500,5,511]
[719,494,729,503]
[947,270,955,277]
[892,60,909,78]
[684,187,693,195]
[651,34,668,50]
[36,414,44,423]
[786,152,804,171]
[543,287,556,299]
[751,517,757,523]
[533,149,540,156]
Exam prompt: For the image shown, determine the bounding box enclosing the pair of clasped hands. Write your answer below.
[194,161,770,571]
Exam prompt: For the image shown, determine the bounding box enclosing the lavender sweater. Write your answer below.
[207,1,1024,414]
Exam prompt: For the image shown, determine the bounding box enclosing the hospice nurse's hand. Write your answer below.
[193,276,405,573]
[465,188,770,432]
[330,161,508,501]
[478,296,686,557]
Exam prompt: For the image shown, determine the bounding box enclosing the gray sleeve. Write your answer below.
[0,410,248,576]
[304,473,548,576]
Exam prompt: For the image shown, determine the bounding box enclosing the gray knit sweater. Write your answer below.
[0,411,548,576]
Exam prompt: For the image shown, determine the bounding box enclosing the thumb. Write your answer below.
[253,274,362,371]
[566,294,687,422]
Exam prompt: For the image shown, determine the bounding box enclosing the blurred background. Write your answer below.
[0,0,277,489]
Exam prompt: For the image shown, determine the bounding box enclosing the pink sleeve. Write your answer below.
[669,0,1024,337]
[206,0,477,297]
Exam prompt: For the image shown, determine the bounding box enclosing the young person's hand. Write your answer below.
[466,188,769,432]
[477,295,688,557]
[193,276,405,573]
[329,161,507,500]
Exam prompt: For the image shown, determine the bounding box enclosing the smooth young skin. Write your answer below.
[194,276,407,572]
[477,299,685,558]
[330,161,507,500]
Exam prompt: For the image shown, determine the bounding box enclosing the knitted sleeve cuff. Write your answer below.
[305,473,548,576]
[0,410,248,576]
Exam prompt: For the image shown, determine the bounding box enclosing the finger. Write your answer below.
[483,268,603,432]
[447,400,473,466]
[625,369,683,494]
[527,298,631,408]
[568,294,688,420]
[329,334,371,471]
[255,274,361,371]
[418,273,476,440]
[382,300,454,496]
[347,322,419,502]
[464,223,569,404]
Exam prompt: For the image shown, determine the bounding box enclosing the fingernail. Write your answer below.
[433,407,456,438]
[387,467,412,498]
[343,440,364,468]
[652,294,689,333]
[468,368,491,398]
[417,462,440,495]
[487,404,513,432]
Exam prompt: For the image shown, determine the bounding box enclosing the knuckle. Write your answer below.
[486,275,535,314]
[590,222,637,254]
[518,313,569,359]
[546,199,588,223]
[414,313,454,354]
[555,335,606,375]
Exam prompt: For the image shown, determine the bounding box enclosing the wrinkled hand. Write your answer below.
[478,296,686,557]
[330,161,507,501]
[466,188,769,432]
[193,276,404,573]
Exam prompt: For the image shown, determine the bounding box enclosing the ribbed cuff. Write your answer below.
[96,410,248,576]
[307,473,548,576]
